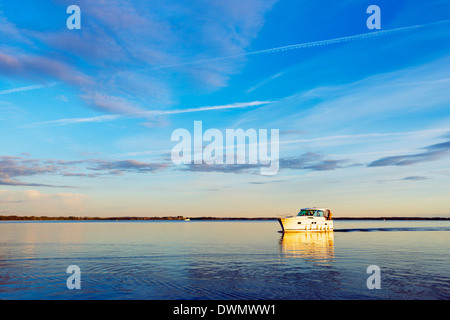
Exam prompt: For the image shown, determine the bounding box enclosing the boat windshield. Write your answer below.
[298,209,325,217]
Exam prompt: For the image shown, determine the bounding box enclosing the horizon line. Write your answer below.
[0,215,448,221]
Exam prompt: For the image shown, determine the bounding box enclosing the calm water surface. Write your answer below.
[0,220,449,299]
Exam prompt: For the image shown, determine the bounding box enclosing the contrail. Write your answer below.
[156,20,448,69]
[20,114,121,128]
[20,100,271,128]
[146,100,271,115]
[0,82,58,95]
[280,128,450,145]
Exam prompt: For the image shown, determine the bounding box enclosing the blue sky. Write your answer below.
[1,0,450,217]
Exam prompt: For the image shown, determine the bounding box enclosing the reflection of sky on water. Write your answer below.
[0,221,449,299]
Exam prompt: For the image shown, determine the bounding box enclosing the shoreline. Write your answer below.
[0,215,449,221]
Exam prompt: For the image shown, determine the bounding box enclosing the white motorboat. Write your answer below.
[278,207,333,232]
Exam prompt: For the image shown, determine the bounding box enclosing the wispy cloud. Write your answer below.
[280,128,450,146]
[0,0,277,118]
[178,162,260,175]
[21,100,271,128]
[279,153,356,171]
[0,155,170,187]
[246,72,284,93]
[177,152,355,175]
[149,101,272,115]
[402,176,429,181]
[21,115,122,128]
[0,155,72,187]
[87,159,168,174]
[154,20,449,69]
[0,52,93,87]
[0,178,71,188]
[0,82,58,95]
[230,52,450,160]
[368,140,450,167]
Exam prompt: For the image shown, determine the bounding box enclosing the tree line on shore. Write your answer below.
[0,215,448,221]
[0,215,187,221]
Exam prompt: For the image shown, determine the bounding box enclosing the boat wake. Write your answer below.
[334,226,450,232]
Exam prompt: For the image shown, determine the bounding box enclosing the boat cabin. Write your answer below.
[297,208,332,220]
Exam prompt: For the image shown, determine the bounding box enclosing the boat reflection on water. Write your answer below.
[279,231,334,263]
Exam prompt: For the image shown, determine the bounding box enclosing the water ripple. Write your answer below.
[335,226,450,232]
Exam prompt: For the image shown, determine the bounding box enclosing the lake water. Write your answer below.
[0,220,449,300]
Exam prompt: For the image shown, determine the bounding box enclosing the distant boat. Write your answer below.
[184,218,190,221]
[278,208,333,232]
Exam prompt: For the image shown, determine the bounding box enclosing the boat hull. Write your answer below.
[278,216,333,232]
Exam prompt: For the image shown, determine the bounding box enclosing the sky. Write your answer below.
[1,0,450,217]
